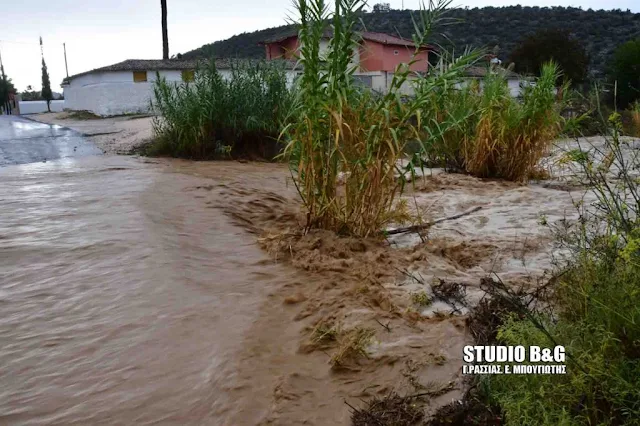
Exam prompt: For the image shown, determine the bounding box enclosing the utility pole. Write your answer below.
[63,43,69,78]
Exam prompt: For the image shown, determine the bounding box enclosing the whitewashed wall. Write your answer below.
[63,68,297,116]
[63,70,192,116]
[354,71,416,95]
[455,78,525,97]
[19,100,64,114]
[508,80,523,97]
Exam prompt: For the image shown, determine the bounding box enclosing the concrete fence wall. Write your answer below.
[19,100,65,115]
[63,69,299,117]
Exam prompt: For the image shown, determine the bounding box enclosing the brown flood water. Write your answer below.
[0,156,295,425]
[0,156,467,425]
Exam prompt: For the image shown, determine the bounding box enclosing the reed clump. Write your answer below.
[150,60,293,159]
[283,0,478,237]
[420,63,562,181]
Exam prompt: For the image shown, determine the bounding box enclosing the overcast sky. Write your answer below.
[2,0,638,92]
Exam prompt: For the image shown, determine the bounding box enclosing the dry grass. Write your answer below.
[330,327,375,369]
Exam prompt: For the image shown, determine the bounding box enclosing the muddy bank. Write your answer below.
[29,112,153,154]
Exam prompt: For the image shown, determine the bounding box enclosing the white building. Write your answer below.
[62,58,298,117]
[462,66,527,97]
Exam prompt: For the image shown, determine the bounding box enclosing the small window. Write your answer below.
[133,71,147,82]
[181,70,195,82]
[393,50,399,55]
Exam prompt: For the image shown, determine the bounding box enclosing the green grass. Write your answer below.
[150,59,293,159]
[418,63,562,181]
[482,114,640,425]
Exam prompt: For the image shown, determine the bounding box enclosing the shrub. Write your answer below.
[419,63,562,181]
[628,100,640,137]
[282,0,479,236]
[508,28,589,85]
[150,60,293,159]
[561,85,612,138]
[483,114,640,425]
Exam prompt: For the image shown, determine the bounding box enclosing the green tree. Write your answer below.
[609,38,640,108]
[0,63,16,114]
[508,28,589,84]
[40,37,53,112]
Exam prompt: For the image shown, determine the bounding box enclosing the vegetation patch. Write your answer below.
[330,327,375,369]
[411,291,432,308]
[150,60,292,160]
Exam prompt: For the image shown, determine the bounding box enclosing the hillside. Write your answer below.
[181,6,640,78]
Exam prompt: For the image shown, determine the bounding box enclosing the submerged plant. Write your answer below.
[330,327,375,368]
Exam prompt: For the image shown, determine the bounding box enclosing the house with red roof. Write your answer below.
[261,30,432,93]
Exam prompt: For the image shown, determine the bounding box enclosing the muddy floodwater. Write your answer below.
[0,157,311,425]
[1,151,582,425]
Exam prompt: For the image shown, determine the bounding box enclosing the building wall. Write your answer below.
[508,79,523,97]
[63,68,297,117]
[267,38,359,68]
[455,78,525,97]
[63,69,233,116]
[359,40,429,72]
[266,38,299,60]
[19,100,65,114]
[359,41,385,72]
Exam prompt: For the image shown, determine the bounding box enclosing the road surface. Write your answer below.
[0,115,102,166]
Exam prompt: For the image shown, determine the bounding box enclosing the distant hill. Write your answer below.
[181,6,640,78]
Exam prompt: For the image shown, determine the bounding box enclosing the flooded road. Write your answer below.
[0,118,475,425]
[0,116,102,166]
[0,156,298,425]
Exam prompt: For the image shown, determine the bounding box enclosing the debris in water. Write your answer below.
[349,392,425,426]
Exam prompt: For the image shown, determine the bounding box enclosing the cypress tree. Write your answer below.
[40,37,53,112]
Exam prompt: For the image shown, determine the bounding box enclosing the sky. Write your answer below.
[2,0,638,92]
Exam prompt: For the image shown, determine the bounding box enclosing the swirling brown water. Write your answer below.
[0,156,306,425]
[1,156,472,425]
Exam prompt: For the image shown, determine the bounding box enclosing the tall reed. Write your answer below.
[151,60,293,159]
[283,0,478,236]
[630,100,640,137]
[419,63,562,181]
[467,63,561,181]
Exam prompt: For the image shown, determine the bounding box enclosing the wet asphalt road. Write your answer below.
[0,115,102,166]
